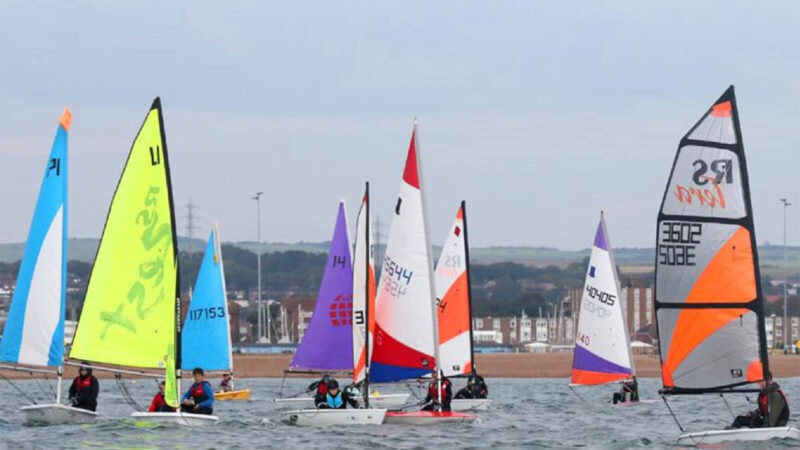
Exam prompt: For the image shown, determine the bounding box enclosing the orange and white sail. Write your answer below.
[352,184,376,383]
[655,86,768,394]
[435,202,474,377]
[371,122,439,383]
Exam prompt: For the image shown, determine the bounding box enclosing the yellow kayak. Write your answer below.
[214,388,251,400]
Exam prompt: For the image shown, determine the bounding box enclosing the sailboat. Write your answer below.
[373,122,476,425]
[435,201,490,412]
[0,110,94,425]
[569,212,636,401]
[181,224,249,401]
[68,99,217,426]
[655,86,800,445]
[279,200,387,425]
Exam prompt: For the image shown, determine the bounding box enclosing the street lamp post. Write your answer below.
[780,198,791,352]
[253,192,264,342]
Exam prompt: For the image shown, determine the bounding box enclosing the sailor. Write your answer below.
[68,364,99,412]
[219,372,234,392]
[181,367,215,415]
[148,380,176,413]
[731,376,790,428]
[454,373,489,399]
[422,370,452,412]
[310,374,332,404]
[612,377,639,404]
[317,379,359,409]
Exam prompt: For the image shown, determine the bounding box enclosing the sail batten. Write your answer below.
[655,86,768,394]
[69,99,179,371]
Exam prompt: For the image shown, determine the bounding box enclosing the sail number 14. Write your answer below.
[188,307,226,321]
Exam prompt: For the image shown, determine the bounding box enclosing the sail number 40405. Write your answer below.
[188,307,226,321]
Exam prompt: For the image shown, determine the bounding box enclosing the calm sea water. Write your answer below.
[0,377,798,449]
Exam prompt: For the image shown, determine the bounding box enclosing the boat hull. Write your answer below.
[130,411,219,427]
[21,403,98,425]
[677,427,800,445]
[214,388,251,400]
[384,411,477,425]
[274,393,409,410]
[281,408,387,426]
[451,398,491,411]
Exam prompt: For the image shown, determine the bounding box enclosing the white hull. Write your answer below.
[451,398,491,411]
[281,408,387,426]
[677,427,800,445]
[21,403,98,425]
[130,411,219,427]
[274,393,409,410]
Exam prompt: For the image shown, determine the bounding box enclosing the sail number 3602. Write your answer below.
[188,307,226,321]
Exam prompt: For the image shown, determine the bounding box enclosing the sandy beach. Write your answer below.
[8,352,797,380]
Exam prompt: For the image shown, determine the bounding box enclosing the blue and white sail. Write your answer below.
[1,109,70,367]
[181,224,232,372]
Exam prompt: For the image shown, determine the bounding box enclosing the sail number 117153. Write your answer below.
[188,307,226,321]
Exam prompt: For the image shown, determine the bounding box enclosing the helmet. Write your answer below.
[326,379,339,390]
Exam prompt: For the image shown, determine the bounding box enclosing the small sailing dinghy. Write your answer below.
[569,213,638,403]
[280,200,387,426]
[181,225,249,401]
[655,86,799,445]
[435,202,490,412]
[69,99,217,427]
[0,110,95,425]
[374,123,476,425]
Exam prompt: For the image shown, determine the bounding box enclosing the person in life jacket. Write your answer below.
[612,376,639,404]
[454,373,489,399]
[219,373,234,392]
[148,380,176,413]
[316,379,358,409]
[310,374,332,404]
[68,364,99,411]
[181,367,215,415]
[422,370,452,412]
[731,376,790,428]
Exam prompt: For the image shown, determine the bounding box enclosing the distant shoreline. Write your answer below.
[8,353,797,380]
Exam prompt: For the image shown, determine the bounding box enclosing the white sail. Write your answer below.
[352,187,375,383]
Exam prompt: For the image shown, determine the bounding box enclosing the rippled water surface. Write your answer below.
[1,377,799,448]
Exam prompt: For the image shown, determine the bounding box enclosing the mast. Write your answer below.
[461,200,476,375]
[364,182,371,408]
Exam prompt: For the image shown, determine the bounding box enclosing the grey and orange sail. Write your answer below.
[655,86,768,394]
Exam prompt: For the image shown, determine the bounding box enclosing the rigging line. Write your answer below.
[114,374,144,412]
[720,394,736,420]
[568,385,589,404]
[33,376,53,401]
[661,395,684,432]
[0,372,37,405]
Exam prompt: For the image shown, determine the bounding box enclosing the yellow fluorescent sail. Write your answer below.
[164,345,179,407]
[70,98,178,369]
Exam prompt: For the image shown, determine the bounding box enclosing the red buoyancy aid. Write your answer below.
[190,382,210,404]
[428,379,450,402]
[317,383,328,397]
[75,376,92,392]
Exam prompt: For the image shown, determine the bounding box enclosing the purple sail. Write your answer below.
[290,201,354,371]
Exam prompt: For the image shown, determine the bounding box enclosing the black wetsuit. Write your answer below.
[68,370,99,412]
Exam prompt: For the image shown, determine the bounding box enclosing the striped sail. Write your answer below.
[290,201,354,371]
[571,213,633,385]
[1,110,70,367]
[655,86,767,393]
[352,187,376,383]
[435,203,473,377]
[69,98,180,371]
[371,123,439,383]
[181,225,232,372]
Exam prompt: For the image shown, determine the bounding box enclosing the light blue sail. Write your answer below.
[1,110,70,367]
[181,225,232,371]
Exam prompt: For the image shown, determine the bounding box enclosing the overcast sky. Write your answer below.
[1,1,799,249]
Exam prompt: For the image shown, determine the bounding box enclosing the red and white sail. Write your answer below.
[435,204,473,377]
[371,123,439,383]
[352,187,376,383]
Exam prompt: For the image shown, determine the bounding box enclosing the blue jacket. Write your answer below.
[182,381,215,409]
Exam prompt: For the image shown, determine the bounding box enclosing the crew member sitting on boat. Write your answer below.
[316,379,359,409]
[219,373,234,392]
[148,380,176,413]
[309,374,332,399]
[731,376,790,429]
[612,376,639,404]
[454,373,488,399]
[422,370,452,412]
[68,364,99,412]
[181,367,215,415]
